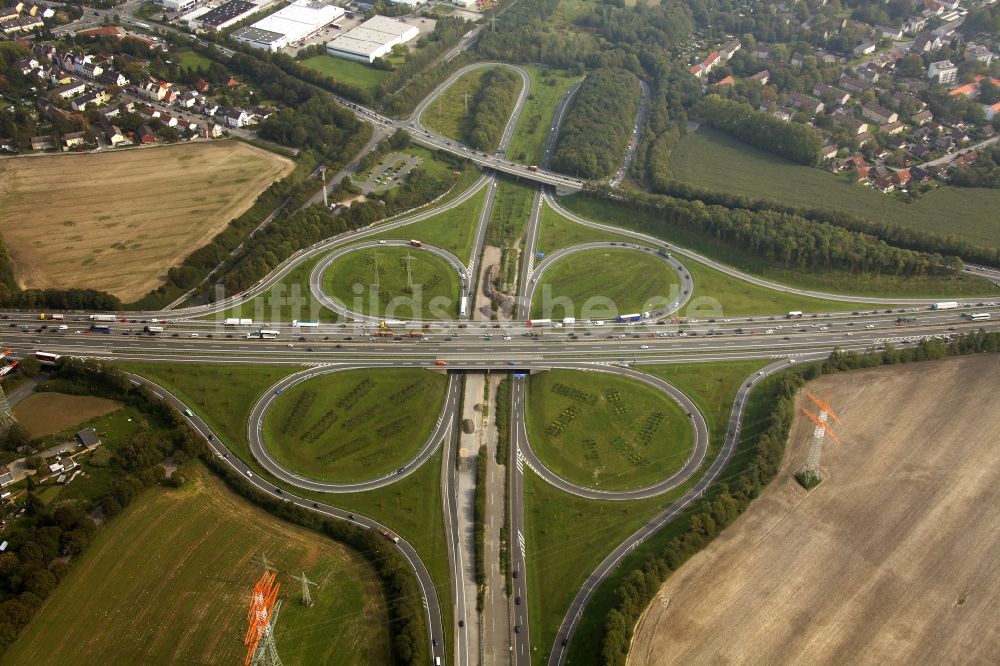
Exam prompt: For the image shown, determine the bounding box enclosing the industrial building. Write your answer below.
[154,0,196,12]
[186,0,271,31]
[326,14,419,63]
[233,0,344,51]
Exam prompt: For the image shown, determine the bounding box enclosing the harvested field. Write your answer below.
[629,356,1000,666]
[0,141,293,301]
[13,392,122,438]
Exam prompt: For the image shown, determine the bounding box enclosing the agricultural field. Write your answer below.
[300,54,389,95]
[558,194,998,298]
[321,245,462,320]
[261,368,447,482]
[13,392,122,439]
[671,128,1000,248]
[4,464,389,666]
[507,66,584,165]
[420,67,491,142]
[525,370,693,491]
[629,356,1000,666]
[529,248,679,319]
[0,142,293,301]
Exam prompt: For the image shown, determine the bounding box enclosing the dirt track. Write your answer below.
[628,356,1000,666]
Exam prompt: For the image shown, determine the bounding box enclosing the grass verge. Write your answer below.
[507,66,584,165]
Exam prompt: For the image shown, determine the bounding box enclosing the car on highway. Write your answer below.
[639,345,650,349]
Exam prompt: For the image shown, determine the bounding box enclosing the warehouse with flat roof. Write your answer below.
[189,0,266,31]
[326,14,419,63]
[233,0,344,51]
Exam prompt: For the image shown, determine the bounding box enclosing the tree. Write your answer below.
[0,423,30,452]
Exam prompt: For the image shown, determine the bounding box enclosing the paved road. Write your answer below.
[610,79,650,188]
[524,241,694,320]
[307,240,470,323]
[127,373,448,664]
[246,366,460,493]
[513,365,709,500]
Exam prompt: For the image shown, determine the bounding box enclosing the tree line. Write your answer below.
[583,185,961,277]
[552,68,643,179]
[699,95,822,166]
[464,67,521,152]
[951,145,1000,190]
[598,328,1000,664]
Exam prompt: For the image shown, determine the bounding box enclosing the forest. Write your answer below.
[464,67,522,152]
[698,95,822,166]
[584,185,961,277]
[551,68,642,179]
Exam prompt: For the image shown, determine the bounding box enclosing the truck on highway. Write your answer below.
[143,325,164,333]
[786,311,803,319]
[896,316,917,325]
[962,312,991,321]
[291,320,319,328]
[224,318,253,326]
[616,313,643,323]
[377,526,400,543]
[932,301,959,310]
[528,318,551,327]
[90,324,111,334]
[459,296,468,318]
[528,165,539,172]
[562,317,576,325]
[38,313,65,320]
[90,314,117,322]
[409,239,422,248]
[246,329,279,339]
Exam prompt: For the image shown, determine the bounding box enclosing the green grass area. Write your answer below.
[564,362,788,665]
[116,361,453,658]
[530,248,679,319]
[173,48,213,71]
[371,184,488,264]
[420,68,491,142]
[262,368,447,482]
[321,245,462,320]
[524,370,692,490]
[5,463,389,666]
[559,194,998,298]
[487,178,536,248]
[536,200,635,252]
[507,66,583,165]
[524,359,767,662]
[671,127,1000,248]
[214,252,339,323]
[301,54,389,95]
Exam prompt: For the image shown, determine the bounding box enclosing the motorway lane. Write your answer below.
[247,368,460,493]
[610,79,650,189]
[524,241,694,319]
[545,193,1000,305]
[441,377,471,666]
[545,354,829,665]
[126,373,448,665]
[509,377,532,666]
[307,240,470,323]
[513,365,709,501]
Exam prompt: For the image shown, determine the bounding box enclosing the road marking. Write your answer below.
[518,530,526,559]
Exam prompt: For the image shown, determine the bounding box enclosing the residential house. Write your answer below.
[911,109,934,125]
[788,92,824,115]
[966,44,994,65]
[880,121,906,135]
[821,144,839,160]
[922,0,944,14]
[51,80,86,99]
[772,106,794,122]
[77,428,101,449]
[141,80,171,101]
[910,166,932,182]
[862,103,898,125]
[159,113,178,128]
[833,112,869,135]
[204,122,224,138]
[950,81,979,98]
[928,60,958,84]
[62,131,86,150]
[911,32,942,53]
[195,78,210,93]
[138,105,160,120]
[135,125,156,144]
[894,169,912,186]
[220,107,250,128]
[78,61,103,79]
[839,75,874,94]
[104,123,126,145]
[933,18,963,39]
[71,89,111,111]
[857,64,881,83]
[99,69,128,87]
[856,131,875,147]
[873,175,895,193]
[715,75,734,87]
[177,90,199,108]
[750,70,770,85]
[853,41,877,57]
[953,151,978,168]
[752,45,769,59]
[201,102,219,117]
[813,83,850,105]
[720,39,741,60]
[878,25,903,40]
[903,16,927,34]
[0,15,44,33]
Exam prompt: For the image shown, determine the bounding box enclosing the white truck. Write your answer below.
[247,329,279,339]
[291,320,319,328]
[932,302,959,310]
[562,317,576,325]
[223,318,253,326]
[90,314,117,322]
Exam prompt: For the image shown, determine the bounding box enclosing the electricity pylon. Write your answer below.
[798,391,842,486]
[255,553,277,573]
[291,571,318,607]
